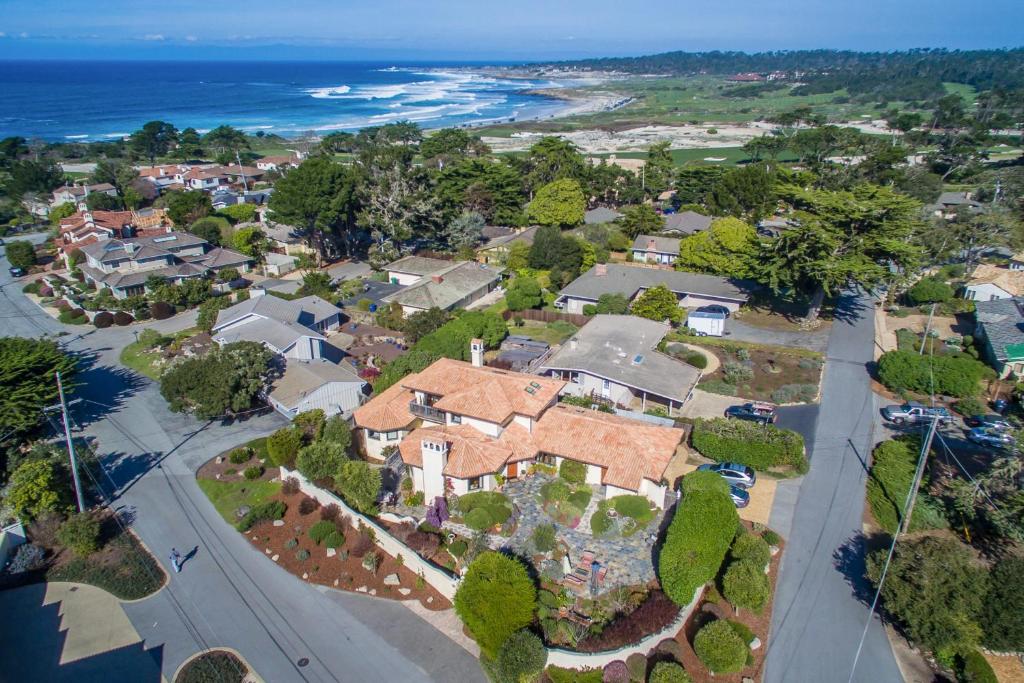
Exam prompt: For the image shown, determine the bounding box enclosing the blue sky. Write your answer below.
[1,0,1021,60]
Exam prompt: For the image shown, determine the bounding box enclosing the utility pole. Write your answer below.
[919,303,937,356]
[901,415,939,534]
[235,151,249,193]
[54,372,85,513]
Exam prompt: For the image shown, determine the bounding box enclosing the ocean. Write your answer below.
[0,60,585,141]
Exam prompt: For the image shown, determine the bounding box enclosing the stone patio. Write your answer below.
[487,474,667,589]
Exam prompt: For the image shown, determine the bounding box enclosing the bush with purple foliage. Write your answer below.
[426,496,449,527]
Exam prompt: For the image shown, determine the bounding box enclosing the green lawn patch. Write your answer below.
[591,495,655,537]
[508,319,578,346]
[246,437,269,461]
[196,478,282,525]
[118,341,164,380]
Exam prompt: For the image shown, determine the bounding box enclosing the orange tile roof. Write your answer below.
[353,375,418,432]
[402,358,564,423]
[398,425,513,479]
[533,405,684,490]
[968,264,1024,297]
[499,421,539,462]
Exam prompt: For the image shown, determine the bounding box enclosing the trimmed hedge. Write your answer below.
[559,458,586,484]
[877,349,991,398]
[731,533,770,568]
[692,418,807,473]
[113,311,134,326]
[648,661,692,683]
[693,619,748,674]
[93,311,114,328]
[722,559,770,611]
[866,438,946,534]
[150,301,175,320]
[659,475,739,605]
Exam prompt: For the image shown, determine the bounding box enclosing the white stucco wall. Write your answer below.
[563,296,594,314]
[362,428,404,460]
[451,414,501,437]
[639,479,669,509]
[411,465,425,493]
[604,484,633,499]
[512,414,533,431]
[964,283,1013,302]
[388,271,423,286]
[421,441,447,502]
[585,463,603,485]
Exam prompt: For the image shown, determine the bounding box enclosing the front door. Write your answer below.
[507,462,518,479]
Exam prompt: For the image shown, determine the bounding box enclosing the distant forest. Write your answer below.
[540,48,1024,102]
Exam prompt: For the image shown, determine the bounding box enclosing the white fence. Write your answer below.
[0,521,26,569]
[279,466,460,600]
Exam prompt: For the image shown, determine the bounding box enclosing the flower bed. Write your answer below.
[539,479,592,529]
[590,495,655,538]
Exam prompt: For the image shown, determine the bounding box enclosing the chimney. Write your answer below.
[421,436,448,502]
[250,286,267,298]
[470,338,484,367]
[570,337,578,350]
[124,242,136,256]
[647,238,657,250]
[595,263,608,277]
[431,274,444,284]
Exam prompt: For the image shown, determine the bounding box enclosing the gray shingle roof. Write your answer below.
[557,263,751,304]
[584,207,623,225]
[662,211,712,235]
[632,234,681,255]
[540,314,700,403]
[81,231,208,264]
[385,255,453,277]
[214,316,323,353]
[477,225,540,252]
[382,261,502,311]
[269,359,365,407]
[975,297,1024,362]
[212,294,339,332]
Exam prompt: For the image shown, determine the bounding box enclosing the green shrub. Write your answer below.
[770,384,818,404]
[958,648,997,683]
[761,529,781,546]
[228,447,251,464]
[58,309,88,325]
[236,500,286,531]
[981,556,1024,651]
[866,438,946,534]
[448,539,468,558]
[285,538,299,549]
[407,491,425,506]
[693,619,748,674]
[541,479,571,502]
[296,441,346,482]
[731,533,771,568]
[296,549,310,561]
[728,620,755,645]
[877,350,990,398]
[613,495,652,521]
[722,361,753,385]
[533,523,556,552]
[691,418,807,473]
[559,458,587,484]
[176,650,247,683]
[266,427,303,467]
[544,666,603,683]
[648,661,692,683]
[907,277,954,305]
[684,351,708,369]
[309,520,336,545]
[681,469,731,497]
[324,530,345,549]
[954,396,985,417]
[22,280,41,295]
[591,508,613,535]
[465,507,493,531]
[722,559,771,611]
[659,484,739,605]
[454,552,537,657]
[496,630,547,683]
[624,653,647,682]
[568,488,592,511]
[243,465,263,480]
[57,512,101,556]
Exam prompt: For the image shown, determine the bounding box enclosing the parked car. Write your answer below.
[725,402,777,424]
[966,427,1014,448]
[8,266,24,278]
[696,304,731,318]
[881,401,952,426]
[697,462,757,489]
[964,415,1015,431]
[729,485,750,509]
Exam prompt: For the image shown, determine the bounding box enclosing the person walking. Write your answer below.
[170,548,182,573]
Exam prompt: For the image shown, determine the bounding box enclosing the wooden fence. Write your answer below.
[502,308,591,327]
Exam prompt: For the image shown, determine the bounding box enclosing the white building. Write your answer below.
[267,359,367,419]
[211,291,342,360]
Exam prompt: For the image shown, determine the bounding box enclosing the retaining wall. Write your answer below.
[279,466,460,600]
[0,521,27,569]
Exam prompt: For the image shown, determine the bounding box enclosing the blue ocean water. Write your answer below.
[0,60,578,141]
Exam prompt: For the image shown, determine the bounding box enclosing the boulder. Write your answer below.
[326,548,337,558]
[750,637,762,651]
[398,588,411,596]
[271,554,279,562]
[369,589,376,596]
[383,573,401,586]
[272,520,285,527]
[236,505,251,518]
[356,586,368,593]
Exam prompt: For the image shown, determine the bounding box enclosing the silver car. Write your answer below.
[697,462,757,489]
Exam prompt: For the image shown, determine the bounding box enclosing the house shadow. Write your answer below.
[0,583,164,683]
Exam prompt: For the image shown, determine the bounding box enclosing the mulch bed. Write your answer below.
[666,522,785,683]
[196,450,277,484]
[244,489,450,611]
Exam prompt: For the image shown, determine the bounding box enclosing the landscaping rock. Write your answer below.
[215,473,221,480]
[216,456,224,464]
[356,586,368,593]
[383,573,401,586]
[265,548,272,555]
[302,573,308,580]
[272,520,285,527]
[398,588,411,596]
[427,597,433,604]
[271,554,279,562]
[326,548,336,558]
[743,678,755,683]
[369,589,376,596]
[750,638,762,651]
[236,505,251,518]
[333,579,339,587]
[770,545,780,556]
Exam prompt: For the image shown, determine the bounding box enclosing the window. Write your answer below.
[367,430,381,441]
[537,453,556,466]
[450,414,462,425]
[385,431,400,441]
[468,477,482,491]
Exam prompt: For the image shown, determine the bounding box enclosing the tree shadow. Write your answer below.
[832,532,888,608]
[829,289,871,325]
[67,352,149,427]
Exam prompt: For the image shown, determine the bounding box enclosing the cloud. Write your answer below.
[185,35,198,42]
[142,33,165,41]
[19,32,29,39]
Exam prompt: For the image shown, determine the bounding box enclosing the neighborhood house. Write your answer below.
[381,255,502,316]
[631,234,681,264]
[973,297,1024,377]
[555,262,750,315]
[964,256,1024,301]
[267,358,367,419]
[212,291,342,359]
[353,341,685,507]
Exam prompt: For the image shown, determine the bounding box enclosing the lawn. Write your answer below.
[508,319,578,345]
[197,478,282,525]
[118,340,165,380]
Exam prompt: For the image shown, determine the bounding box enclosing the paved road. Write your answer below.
[1,255,484,682]
[726,318,830,353]
[764,292,901,683]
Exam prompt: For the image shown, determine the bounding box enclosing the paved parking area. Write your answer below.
[339,280,405,307]
[726,318,830,353]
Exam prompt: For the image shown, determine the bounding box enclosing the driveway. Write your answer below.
[0,270,485,682]
[339,281,405,308]
[726,318,830,353]
[327,260,372,283]
[764,291,900,683]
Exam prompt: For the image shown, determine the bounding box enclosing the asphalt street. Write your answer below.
[1,247,485,682]
[764,292,902,683]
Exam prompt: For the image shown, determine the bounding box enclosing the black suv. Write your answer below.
[724,402,777,425]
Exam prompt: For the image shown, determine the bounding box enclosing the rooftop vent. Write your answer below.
[530,381,541,388]
[525,386,536,394]
[633,354,645,365]
[152,235,178,243]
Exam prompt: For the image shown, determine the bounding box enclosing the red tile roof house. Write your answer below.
[50,183,119,208]
[353,340,685,507]
[255,155,299,172]
[57,210,172,266]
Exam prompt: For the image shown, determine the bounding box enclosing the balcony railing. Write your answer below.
[409,401,445,423]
